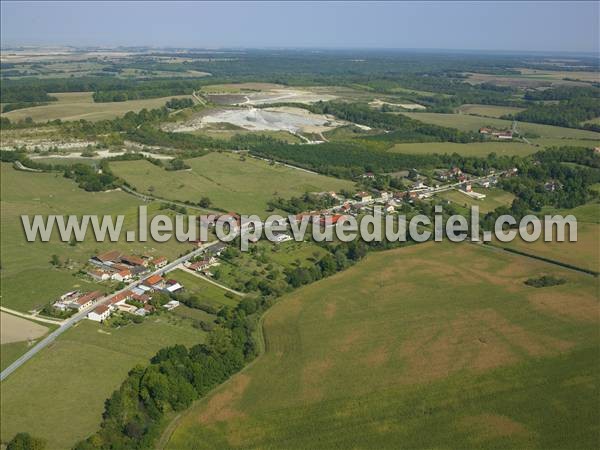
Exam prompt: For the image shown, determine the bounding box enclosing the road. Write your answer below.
[0,306,65,326]
[0,241,220,382]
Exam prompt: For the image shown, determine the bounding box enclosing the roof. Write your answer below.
[95,250,122,263]
[120,255,145,266]
[117,269,131,277]
[144,274,163,285]
[76,291,103,305]
[153,256,167,263]
[111,290,133,304]
[92,304,110,315]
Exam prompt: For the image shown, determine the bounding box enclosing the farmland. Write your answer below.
[166,242,599,449]
[457,104,525,118]
[0,317,206,449]
[109,152,354,216]
[401,112,600,142]
[0,163,191,312]
[389,141,538,157]
[1,91,193,122]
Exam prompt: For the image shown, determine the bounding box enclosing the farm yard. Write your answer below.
[109,152,354,216]
[166,242,599,450]
[0,318,206,450]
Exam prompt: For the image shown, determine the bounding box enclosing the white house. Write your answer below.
[354,191,372,202]
[111,269,132,282]
[272,233,293,243]
[88,304,111,322]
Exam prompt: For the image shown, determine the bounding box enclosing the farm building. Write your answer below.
[88,304,111,322]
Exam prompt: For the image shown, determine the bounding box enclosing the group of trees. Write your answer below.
[506,96,600,129]
[268,192,337,214]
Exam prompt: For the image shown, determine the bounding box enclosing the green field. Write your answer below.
[166,242,599,449]
[494,202,600,273]
[0,163,191,312]
[168,269,239,307]
[389,141,538,157]
[1,91,192,122]
[402,112,600,141]
[0,317,205,449]
[1,341,32,371]
[193,129,302,144]
[110,152,354,216]
[457,104,525,118]
[437,188,516,214]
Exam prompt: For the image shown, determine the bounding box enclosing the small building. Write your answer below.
[112,269,132,282]
[88,304,111,322]
[272,232,293,243]
[110,290,133,306]
[153,256,168,268]
[188,257,217,272]
[72,291,103,310]
[354,191,372,202]
[88,269,110,282]
[384,203,395,213]
[163,300,180,311]
[93,250,122,264]
[143,274,164,289]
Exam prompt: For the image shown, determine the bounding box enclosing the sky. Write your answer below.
[1,1,598,54]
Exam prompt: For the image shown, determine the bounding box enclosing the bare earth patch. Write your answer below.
[1,312,48,344]
[528,292,599,323]
[198,374,251,425]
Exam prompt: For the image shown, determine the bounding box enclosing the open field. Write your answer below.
[402,112,600,142]
[1,91,192,122]
[1,341,31,372]
[0,317,205,449]
[494,202,600,273]
[168,269,238,307]
[437,188,516,214]
[110,152,354,215]
[464,70,596,88]
[389,141,538,157]
[457,104,525,118]
[0,312,49,344]
[166,242,600,449]
[0,163,191,312]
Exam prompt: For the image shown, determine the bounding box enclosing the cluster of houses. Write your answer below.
[87,251,168,283]
[86,272,184,323]
[479,127,513,140]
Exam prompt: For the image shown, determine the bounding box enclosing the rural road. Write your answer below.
[0,306,64,325]
[0,241,220,382]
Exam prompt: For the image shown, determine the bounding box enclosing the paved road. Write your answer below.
[0,241,219,382]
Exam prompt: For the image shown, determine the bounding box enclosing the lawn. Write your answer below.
[1,91,192,122]
[457,104,525,118]
[0,317,205,450]
[0,163,191,312]
[437,188,516,214]
[110,152,354,216]
[168,269,239,307]
[166,241,599,449]
[389,141,538,157]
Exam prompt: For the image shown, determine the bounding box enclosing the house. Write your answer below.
[110,290,133,306]
[479,127,492,134]
[132,293,151,304]
[143,274,164,289]
[120,255,147,267]
[88,304,111,322]
[88,268,110,282]
[462,183,473,193]
[153,256,168,268]
[412,181,426,190]
[384,203,395,213]
[93,250,122,264]
[72,291,103,310]
[493,131,513,140]
[188,257,217,272]
[112,269,132,282]
[354,191,372,202]
[361,172,375,179]
[380,191,391,201]
[477,180,491,188]
[60,290,80,302]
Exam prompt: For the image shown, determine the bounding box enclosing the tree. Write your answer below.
[7,432,46,450]
[199,196,212,208]
[50,254,60,267]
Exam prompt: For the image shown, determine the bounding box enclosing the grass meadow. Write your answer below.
[109,152,354,216]
[389,141,538,157]
[0,317,205,449]
[457,104,525,118]
[166,242,599,449]
[1,91,192,122]
[168,269,239,307]
[437,188,516,214]
[0,163,191,312]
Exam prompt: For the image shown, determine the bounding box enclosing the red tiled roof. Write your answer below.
[93,304,110,314]
[120,255,145,266]
[76,290,102,305]
[144,274,163,285]
[95,250,121,263]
